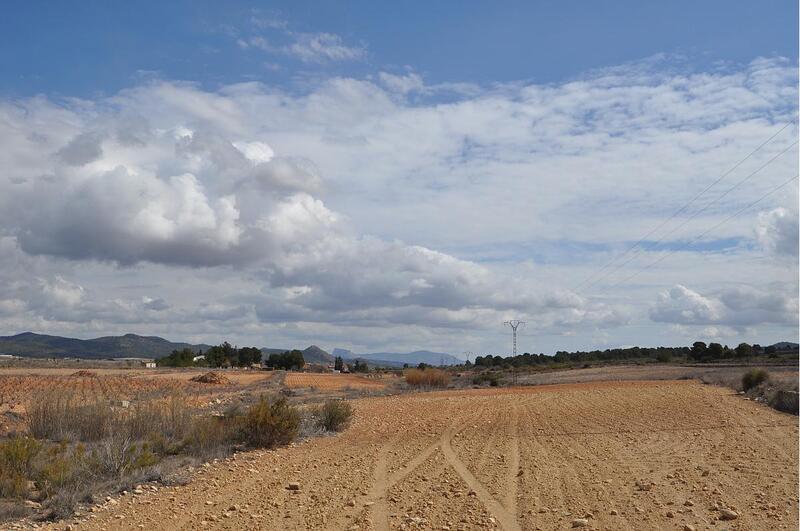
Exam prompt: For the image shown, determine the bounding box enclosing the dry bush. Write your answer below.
[190,371,230,384]
[404,368,450,388]
[317,400,353,432]
[742,368,769,391]
[28,392,113,441]
[240,396,299,448]
[126,394,191,441]
[0,500,30,522]
[93,434,159,478]
[181,416,238,459]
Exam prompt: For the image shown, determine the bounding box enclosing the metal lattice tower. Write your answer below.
[503,320,526,356]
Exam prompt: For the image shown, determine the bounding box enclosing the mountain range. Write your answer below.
[0,332,462,367]
[0,332,214,359]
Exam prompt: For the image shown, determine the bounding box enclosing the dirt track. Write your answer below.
[53,380,798,530]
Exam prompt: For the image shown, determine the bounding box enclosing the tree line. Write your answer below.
[472,341,790,368]
[156,342,261,367]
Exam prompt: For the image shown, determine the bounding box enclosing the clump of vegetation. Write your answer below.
[0,437,41,498]
[157,343,262,368]
[317,400,353,432]
[404,368,450,388]
[742,368,769,391]
[265,350,305,370]
[189,371,231,385]
[27,393,114,441]
[240,396,300,448]
[472,372,501,387]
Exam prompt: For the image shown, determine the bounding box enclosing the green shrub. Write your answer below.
[240,396,300,448]
[472,372,501,387]
[0,436,41,499]
[36,442,90,498]
[0,436,41,476]
[742,368,769,391]
[317,400,353,432]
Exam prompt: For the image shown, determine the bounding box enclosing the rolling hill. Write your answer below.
[0,332,213,359]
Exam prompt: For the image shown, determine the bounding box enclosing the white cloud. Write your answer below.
[0,56,796,352]
[756,205,798,257]
[284,32,366,63]
[650,283,797,327]
[238,31,366,64]
[378,72,424,94]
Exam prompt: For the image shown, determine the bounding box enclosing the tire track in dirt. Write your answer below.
[41,381,798,531]
[366,408,478,530]
[440,419,521,531]
[502,403,520,515]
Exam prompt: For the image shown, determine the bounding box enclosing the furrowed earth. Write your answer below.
[43,379,798,531]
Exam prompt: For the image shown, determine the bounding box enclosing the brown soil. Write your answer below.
[190,371,231,385]
[46,380,798,530]
[284,372,388,390]
[70,370,98,377]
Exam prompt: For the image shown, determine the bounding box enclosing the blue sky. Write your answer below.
[0,2,797,355]
[2,1,796,97]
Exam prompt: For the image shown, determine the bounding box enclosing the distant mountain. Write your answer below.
[772,342,799,351]
[331,348,355,359]
[0,332,212,359]
[333,348,462,367]
[302,345,334,364]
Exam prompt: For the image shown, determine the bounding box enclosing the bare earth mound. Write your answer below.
[48,380,798,530]
[189,371,231,385]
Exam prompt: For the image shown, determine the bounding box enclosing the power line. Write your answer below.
[503,320,525,356]
[572,121,796,292]
[578,138,798,295]
[601,173,798,291]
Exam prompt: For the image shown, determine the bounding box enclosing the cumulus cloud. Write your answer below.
[378,72,424,94]
[56,132,104,166]
[756,205,798,257]
[650,283,797,327]
[0,55,796,351]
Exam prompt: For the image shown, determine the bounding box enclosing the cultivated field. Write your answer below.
[46,380,798,530]
[284,372,389,390]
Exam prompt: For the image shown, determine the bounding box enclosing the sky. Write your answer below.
[0,1,797,356]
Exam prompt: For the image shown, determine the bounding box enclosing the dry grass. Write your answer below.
[404,368,450,388]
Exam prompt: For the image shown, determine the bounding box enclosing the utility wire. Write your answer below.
[572,121,796,292]
[599,173,798,291]
[577,138,798,295]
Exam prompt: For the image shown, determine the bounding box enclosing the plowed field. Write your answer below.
[49,380,799,530]
[284,372,387,390]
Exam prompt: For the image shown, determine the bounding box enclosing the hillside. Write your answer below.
[302,345,335,364]
[0,332,212,359]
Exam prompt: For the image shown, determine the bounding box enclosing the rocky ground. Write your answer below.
[34,380,799,530]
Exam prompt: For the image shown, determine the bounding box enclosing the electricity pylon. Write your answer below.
[503,320,526,356]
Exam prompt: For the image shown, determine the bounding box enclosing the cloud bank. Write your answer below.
[0,56,796,352]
